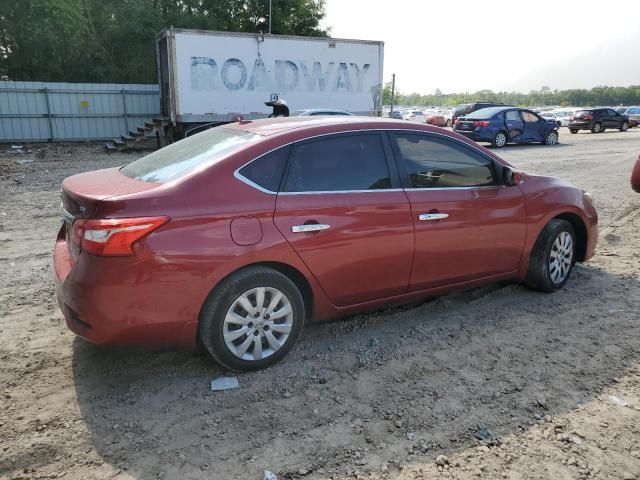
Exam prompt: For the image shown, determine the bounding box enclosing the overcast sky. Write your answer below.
[322,0,640,94]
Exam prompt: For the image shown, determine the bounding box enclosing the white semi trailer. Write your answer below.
[156,27,384,136]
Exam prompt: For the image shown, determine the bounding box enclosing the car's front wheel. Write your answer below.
[620,121,629,132]
[492,131,508,148]
[525,219,576,292]
[544,130,559,145]
[446,119,452,127]
[199,266,305,371]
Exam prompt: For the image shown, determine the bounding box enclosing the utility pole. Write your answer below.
[390,73,396,115]
[268,0,272,34]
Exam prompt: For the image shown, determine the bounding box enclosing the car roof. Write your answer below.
[224,116,410,136]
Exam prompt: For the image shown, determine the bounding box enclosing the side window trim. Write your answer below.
[387,131,501,190]
[280,131,394,194]
[235,144,292,195]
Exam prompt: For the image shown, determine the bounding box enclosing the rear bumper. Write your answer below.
[454,129,493,142]
[568,122,591,130]
[53,224,198,349]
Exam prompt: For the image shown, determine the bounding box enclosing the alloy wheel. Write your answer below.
[549,231,574,284]
[495,133,507,147]
[546,131,558,145]
[223,287,293,361]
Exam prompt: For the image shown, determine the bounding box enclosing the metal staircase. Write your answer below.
[104,117,170,151]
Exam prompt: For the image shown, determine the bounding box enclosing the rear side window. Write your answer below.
[282,134,391,192]
[522,111,540,123]
[506,110,521,121]
[391,133,496,189]
[122,128,260,183]
[238,146,290,192]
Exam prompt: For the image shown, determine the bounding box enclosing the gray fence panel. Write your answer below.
[0,81,160,142]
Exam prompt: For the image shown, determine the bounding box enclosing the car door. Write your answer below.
[504,110,524,141]
[606,109,621,128]
[521,111,545,141]
[273,132,414,307]
[388,131,527,291]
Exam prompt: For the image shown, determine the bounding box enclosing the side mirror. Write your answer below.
[503,167,524,186]
[503,167,515,186]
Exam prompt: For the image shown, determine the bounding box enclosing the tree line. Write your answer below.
[0,0,327,84]
[383,84,640,108]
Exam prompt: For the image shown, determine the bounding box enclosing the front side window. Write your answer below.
[122,127,260,183]
[607,109,619,116]
[238,146,290,192]
[522,111,540,123]
[282,134,391,192]
[391,133,496,189]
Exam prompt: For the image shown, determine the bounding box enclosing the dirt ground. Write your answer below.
[1,129,640,480]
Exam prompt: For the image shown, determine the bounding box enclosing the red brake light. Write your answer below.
[72,216,169,256]
[584,115,592,121]
[474,120,490,127]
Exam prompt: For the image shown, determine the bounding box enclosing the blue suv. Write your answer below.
[454,107,559,148]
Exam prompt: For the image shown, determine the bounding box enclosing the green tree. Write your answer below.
[0,0,327,83]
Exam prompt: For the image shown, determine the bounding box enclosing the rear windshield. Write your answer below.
[464,106,505,119]
[121,128,261,183]
[574,110,593,118]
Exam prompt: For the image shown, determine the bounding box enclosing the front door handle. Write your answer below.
[418,213,449,221]
[291,224,331,233]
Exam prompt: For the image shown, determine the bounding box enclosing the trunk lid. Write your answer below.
[61,167,159,218]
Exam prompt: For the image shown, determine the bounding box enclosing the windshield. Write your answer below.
[121,128,261,183]
[454,104,470,115]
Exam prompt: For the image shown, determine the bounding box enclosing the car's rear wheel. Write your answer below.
[569,129,578,134]
[620,121,629,132]
[199,266,305,371]
[591,122,602,133]
[525,219,576,292]
[492,131,507,148]
[544,130,559,145]
[446,119,452,127]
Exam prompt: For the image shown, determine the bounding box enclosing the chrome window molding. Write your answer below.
[233,127,508,195]
[60,203,75,223]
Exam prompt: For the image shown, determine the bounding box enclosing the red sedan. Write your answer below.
[632,155,640,192]
[54,117,598,371]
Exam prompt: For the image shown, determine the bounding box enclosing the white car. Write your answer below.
[549,110,575,127]
[404,110,426,123]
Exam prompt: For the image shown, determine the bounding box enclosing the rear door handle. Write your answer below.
[418,213,449,221]
[291,224,331,233]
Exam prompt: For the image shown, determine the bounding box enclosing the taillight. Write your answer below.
[584,115,592,121]
[72,216,169,256]
[473,120,490,127]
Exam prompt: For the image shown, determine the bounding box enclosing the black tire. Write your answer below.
[199,266,306,371]
[620,121,629,132]
[492,130,508,148]
[544,130,559,145]
[591,122,602,133]
[525,219,576,293]
[446,119,452,127]
[569,129,578,134]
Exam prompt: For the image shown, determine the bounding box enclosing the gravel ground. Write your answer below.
[1,129,639,480]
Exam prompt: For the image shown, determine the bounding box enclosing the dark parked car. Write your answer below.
[55,117,597,371]
[454,107,560,148]
[568,108,630,134]
[452,102,508,125]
